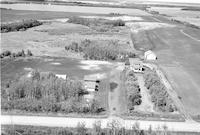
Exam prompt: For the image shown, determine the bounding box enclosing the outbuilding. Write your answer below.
[144,50,157,60]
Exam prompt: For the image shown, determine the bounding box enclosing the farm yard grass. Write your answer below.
[1,57,116,85]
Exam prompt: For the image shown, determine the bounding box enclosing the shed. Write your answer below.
[144,50,157,60]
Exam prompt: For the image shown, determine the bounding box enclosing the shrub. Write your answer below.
[125,70,142,111]
[65,39,135,61]
[1,50,11,57]
[105,19,125,26]
[27,49,33,56]
[144,69,177,112]
[1,20,42,33]
[67,16,125,32]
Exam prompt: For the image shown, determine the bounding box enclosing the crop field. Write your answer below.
[0,8,103,23]
[149,7,200,18]
[130,16,200,118]
[148,6,200,27]
[1,3,151,16]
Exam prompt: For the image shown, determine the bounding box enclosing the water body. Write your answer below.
[0,3,150,16]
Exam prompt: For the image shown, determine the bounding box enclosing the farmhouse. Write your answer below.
[129,58,143,73]
[144,50,157,60]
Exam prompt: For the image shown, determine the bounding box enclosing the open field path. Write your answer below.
[1,115,200,132]
[180,29,200,42]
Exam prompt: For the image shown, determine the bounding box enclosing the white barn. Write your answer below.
[144,50,157,60]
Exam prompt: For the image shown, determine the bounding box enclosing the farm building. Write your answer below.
[129,58,143,73]
[144,50,157,60]
[84,75,100,92]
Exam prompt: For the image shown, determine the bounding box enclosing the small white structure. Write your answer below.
[144,50,157,60]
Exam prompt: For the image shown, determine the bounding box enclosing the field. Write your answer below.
[0,8,102,23]
[1,3,151,16]
[129,14,200,118]
[148,6,200,27]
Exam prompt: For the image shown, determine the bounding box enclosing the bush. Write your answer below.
[27,49,33,56]
[65,39,135,61]
[67,16,125,32]
[144,69,177,112]
[105,19,125,26]
[1,50,11,57]
[1,20,42,33]
[125,70,142,111]
[1,49,33,59]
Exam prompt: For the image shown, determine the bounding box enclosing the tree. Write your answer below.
[27,49,33,56]
[76,122,87,135]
